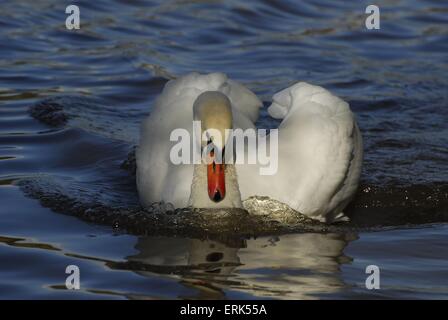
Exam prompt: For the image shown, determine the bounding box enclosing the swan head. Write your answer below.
[193,91,233,203]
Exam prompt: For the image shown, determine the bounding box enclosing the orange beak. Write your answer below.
[207,155,225,202]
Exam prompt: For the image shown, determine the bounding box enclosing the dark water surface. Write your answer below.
[0,0,447,299]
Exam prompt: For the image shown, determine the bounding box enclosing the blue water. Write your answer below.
[0,0,447,299]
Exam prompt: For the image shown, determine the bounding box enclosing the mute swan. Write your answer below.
[136,72,363,223]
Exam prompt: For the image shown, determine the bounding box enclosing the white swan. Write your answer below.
[136,72,362,223]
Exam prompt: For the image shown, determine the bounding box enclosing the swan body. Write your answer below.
[136,72,362,223]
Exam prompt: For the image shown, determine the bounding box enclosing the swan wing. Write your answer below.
[237,82,362,222]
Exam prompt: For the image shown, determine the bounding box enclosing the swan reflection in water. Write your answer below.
[123,232,357,299]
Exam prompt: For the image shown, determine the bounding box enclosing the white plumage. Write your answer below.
[136,72,362,223]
